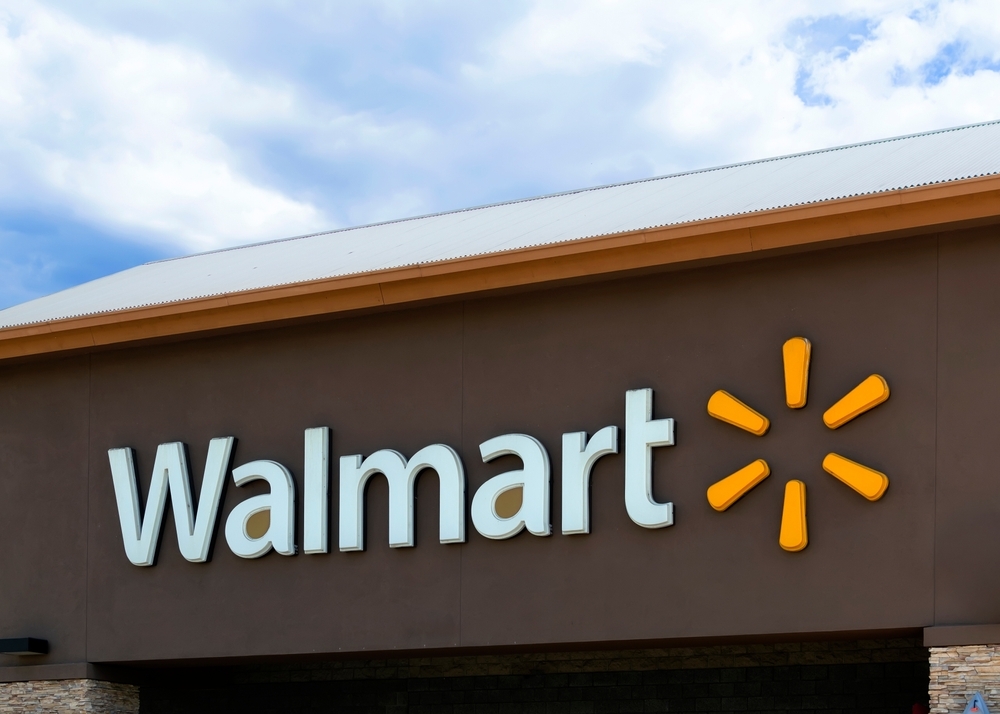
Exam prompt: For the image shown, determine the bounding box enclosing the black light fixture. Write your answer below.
[0,638,48,655]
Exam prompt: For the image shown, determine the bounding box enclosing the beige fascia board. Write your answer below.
[1,174,999,362]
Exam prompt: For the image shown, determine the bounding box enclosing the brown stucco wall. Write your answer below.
[1,226,999,670]
[935,232,1000,626]
[0,358,90,665]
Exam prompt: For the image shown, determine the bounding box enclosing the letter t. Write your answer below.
[624,388,674,528]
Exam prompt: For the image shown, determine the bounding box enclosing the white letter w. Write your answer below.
[108,438,234,566]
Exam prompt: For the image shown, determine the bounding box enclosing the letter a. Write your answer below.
[471,434,551,539]
[225,460,297,559]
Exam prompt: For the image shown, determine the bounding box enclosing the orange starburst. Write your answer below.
[706,337,890,552]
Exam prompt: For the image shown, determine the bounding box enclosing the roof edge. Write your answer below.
[2,173,1000,362]
[144,119,1000,267]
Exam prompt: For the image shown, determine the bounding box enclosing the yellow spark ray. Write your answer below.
[782,337,811,408]
[822,453,888,501]
[779,480,808,552]
[707,459,771,512]
[823,374,889,429]
[707,390,769,436]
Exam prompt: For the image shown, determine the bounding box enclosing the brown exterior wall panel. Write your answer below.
[0,358,90,665]
[458,236,937,647]
[935,226,1000,626]
[6,228,1000,668]
[72,235,939,663]
[84,306,465,662]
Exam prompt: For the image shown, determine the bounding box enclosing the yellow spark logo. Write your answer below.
[705,337,890,552]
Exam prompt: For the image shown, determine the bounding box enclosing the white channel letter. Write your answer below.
[471,434,551,540]
[339,445,466,552]
[303,427,330,554]
[108,437,235,567]
[561,426,618,535]
[224,460,296,558]
[624,389,675,528]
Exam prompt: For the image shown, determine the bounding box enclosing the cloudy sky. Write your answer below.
[1,0,998,309]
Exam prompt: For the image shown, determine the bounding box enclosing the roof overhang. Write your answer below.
[2,174,999,363]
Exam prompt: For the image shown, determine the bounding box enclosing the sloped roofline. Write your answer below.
[1,172,998,362]
[3,116,1000,362]
[145,119,1000,268]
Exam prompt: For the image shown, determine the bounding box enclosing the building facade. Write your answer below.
[2,123,1000,713]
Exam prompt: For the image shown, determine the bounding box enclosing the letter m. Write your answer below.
[339,445,465,551]
[108,438,234,566]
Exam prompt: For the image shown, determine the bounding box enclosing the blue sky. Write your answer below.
[1,0,999,309]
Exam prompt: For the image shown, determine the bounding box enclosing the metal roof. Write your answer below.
[3,120,1000,329]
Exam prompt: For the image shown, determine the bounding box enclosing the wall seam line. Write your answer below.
[85,354,92,667]
[932,232,940,633]
[459,300,465,649]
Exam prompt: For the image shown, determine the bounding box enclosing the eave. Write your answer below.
[1,173,999,363]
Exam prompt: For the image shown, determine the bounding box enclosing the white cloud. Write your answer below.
[0,0,338,252]
[480,0,1000,171]
[1,0,999,270]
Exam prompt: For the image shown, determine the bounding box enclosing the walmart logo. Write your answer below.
[705,337,890,552]
[108,334,893,567]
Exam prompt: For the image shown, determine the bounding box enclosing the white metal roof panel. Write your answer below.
[3,120,1000,329]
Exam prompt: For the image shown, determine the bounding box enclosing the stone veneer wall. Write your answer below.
[930,645,1000,714]
[0,679,139,714]
[142,638,929,714]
